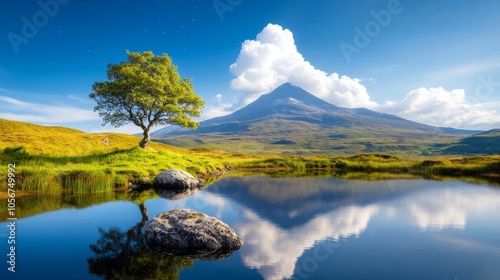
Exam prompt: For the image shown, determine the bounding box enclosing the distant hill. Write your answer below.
[441,129,500,155]
[154,83,481,156]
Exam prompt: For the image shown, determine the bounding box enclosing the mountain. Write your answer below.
[441,129,500,155]
[154,83,482,156]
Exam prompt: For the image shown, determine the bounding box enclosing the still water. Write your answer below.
[1,175,500,279]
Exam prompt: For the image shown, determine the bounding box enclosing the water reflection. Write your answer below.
[398,185,500,230]
[88,182,237,279]
[236,205,378,280]
[88,220,194,279]
[154,183,204,200]
[87,202,196,279]
[4,175,500,280]
[194,177,500,280]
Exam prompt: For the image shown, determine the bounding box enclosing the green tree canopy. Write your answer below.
[90,51,204,149]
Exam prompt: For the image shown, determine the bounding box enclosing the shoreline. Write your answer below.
[2,152,500,196]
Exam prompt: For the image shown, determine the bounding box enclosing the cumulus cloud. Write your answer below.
[229,23,378,109]
[380,87,500,130]
[201,93,235,120]
[223,23,500,130]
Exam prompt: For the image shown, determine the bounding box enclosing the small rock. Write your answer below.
[145,209,243,260]
[102,138,109,146]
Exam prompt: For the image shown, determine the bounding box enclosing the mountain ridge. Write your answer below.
[441,129,500,155]
[154,83,485,156]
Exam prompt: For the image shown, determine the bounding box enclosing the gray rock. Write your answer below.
[154,185,202,200]
[153,169,204,193]
[145,209,243,260]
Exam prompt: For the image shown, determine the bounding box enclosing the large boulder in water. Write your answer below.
[145,209,243,260]
[153,169,204,197]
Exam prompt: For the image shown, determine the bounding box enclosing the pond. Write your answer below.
[1,175,500,279]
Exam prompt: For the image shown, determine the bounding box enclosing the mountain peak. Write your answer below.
[215,82,342,123]
[155,83,480,155]
[272,82,300,92]
[265,82,314,99]
[255,82,340,111]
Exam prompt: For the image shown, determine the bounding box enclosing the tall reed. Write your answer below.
[62,171,115,194]
[18,170,62,195]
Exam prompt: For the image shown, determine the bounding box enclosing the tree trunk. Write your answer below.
[139,202,148,223]
[139,130,150,149]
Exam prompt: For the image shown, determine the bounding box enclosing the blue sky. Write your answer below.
[1,0,500,133]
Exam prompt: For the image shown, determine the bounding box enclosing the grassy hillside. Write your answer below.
[0,119,192,157]
[0,119,233,195]
[440,129,500,155]
[159,122,464,157]
[1,119,499,197]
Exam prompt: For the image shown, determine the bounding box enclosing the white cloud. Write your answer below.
[236,205,378,280]
[88,124,144,134]
[200,93,235,120]
[229,23,378,109]
[68,94,90,103]
[0,96,100,124]
[0,93,158,134]
[380,87,500,129]
[222,23,500,130]
[426,60,500,82]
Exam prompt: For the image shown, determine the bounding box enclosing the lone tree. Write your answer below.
[90,51,204,149]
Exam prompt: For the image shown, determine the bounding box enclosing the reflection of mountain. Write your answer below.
[198,177,500,280]
[205,176,422,228]
[236,205,378,280]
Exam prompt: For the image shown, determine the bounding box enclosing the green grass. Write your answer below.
[0,146,232,194]
[0,119,234,195]
[228,153,500,178]
[440,129,500,155]
[1,119,499,196]
[159,119,466,157]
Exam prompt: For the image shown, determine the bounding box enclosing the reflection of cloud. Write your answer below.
[403,187,500,230]
[433,235,500,257]
[164,191,231,219]
[236,205,378,280]
[156,179,500,280]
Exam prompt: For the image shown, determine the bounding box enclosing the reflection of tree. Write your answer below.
[88,203,194,280]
